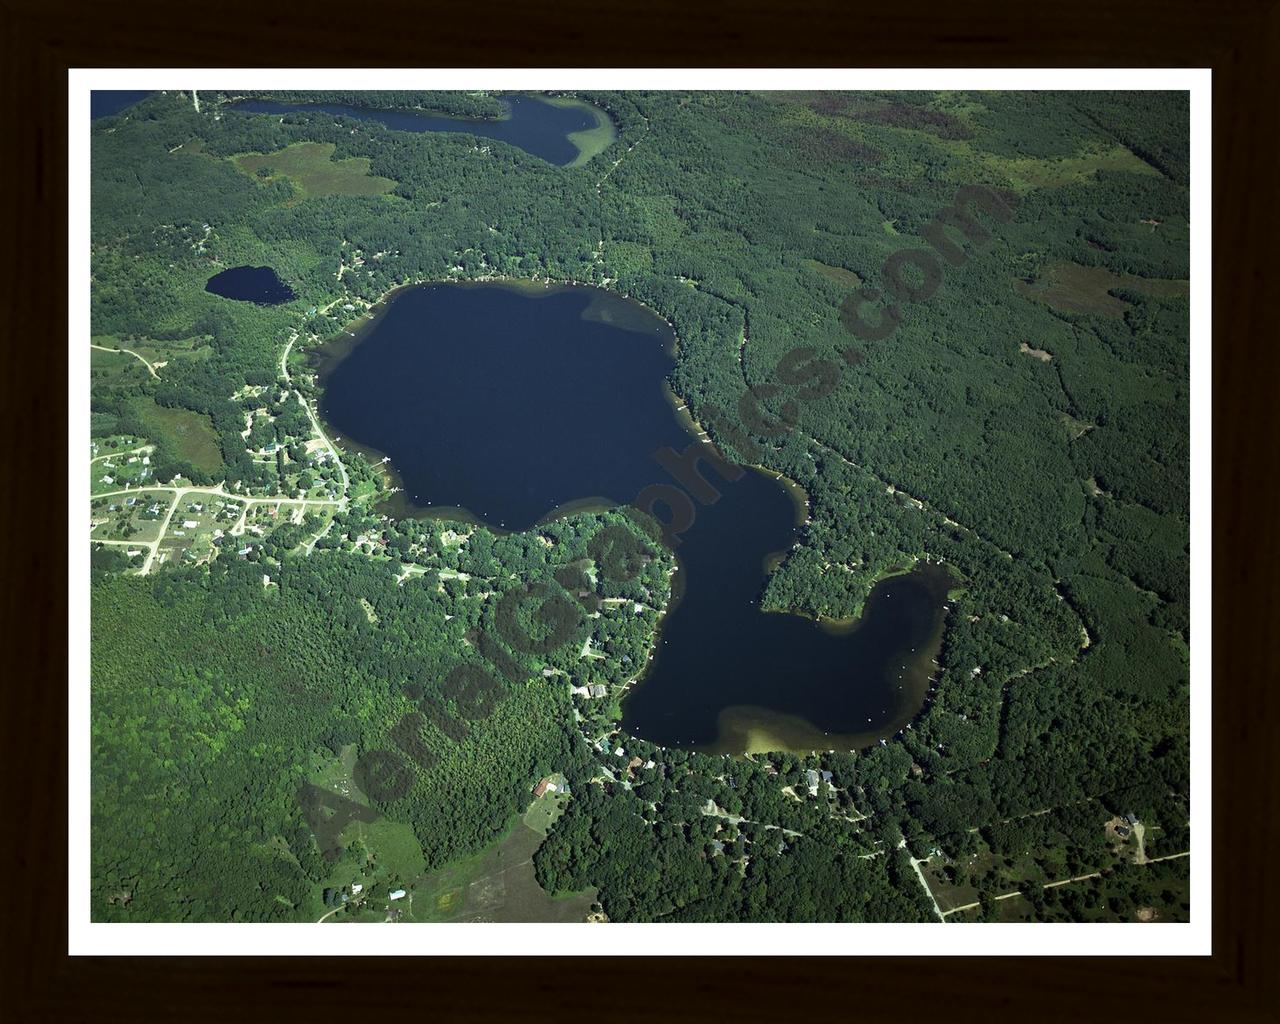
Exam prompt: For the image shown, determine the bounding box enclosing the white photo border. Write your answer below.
[69,67,1212,956]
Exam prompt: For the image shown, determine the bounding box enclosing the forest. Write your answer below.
[90,88,1191,922]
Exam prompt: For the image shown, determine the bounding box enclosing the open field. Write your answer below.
[977,143,1163,191]
[1015,261,1189,317]
[234,142,397,202]
[802,258,863,290]
[90,345,152,387]
[402,817,596,923]
[132,398,224,475]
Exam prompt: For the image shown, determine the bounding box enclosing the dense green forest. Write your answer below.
[90,88,1191,923]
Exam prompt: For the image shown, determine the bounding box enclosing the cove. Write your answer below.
[316,281,953,754]
[229,94,614,167]
[206,265,295,305]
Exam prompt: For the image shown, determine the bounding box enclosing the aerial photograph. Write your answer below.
[88,87,1191,925]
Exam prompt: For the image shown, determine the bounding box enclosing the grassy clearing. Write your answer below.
[545,97,618,167]
[1015,261,1189,318]
[802,259,863,290]
[94,333,213,371]
[304,745,429,920]
[233,142,397,203]
[403,816,595,923]
[90,346,151,388]
[132,398,224,474]
[977,143,1162,192]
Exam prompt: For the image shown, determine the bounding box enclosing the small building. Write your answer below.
[820,770,834,784]
[533,778,551,799]
[1125,812,1140,827]
[1116,825,1131,839]
[388,889,406,901]
[182,520,199,529]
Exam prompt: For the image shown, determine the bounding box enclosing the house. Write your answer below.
[820,770,834,784]
[1116,825,1131,839]
[627,756,644,772]
[533,778,551,799]
[388,890,406,901]
[182,520,199,529]
[805,769,820,794]
[1125,812,1139,827]
[588,684,607,698]
[351,883,363,895]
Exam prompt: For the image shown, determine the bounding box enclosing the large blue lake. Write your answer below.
[316,282,952,754]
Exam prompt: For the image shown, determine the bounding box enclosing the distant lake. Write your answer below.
[228,94,614,167]
[91,91,153,119]
[316,282,952,754]
[205,265,295,305]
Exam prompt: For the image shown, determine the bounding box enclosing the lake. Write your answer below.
[91,91,154,119]
[317,282,953,754]
[206,265,295,305]
[229,94,614,167]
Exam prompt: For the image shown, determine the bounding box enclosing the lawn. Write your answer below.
[233,142,397,203]
[522,781,570,836]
